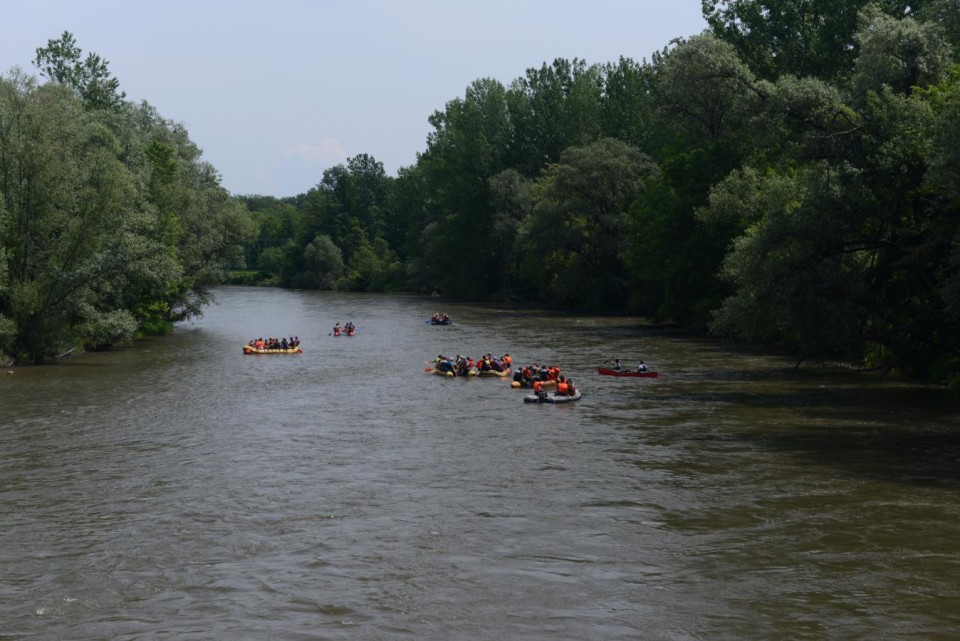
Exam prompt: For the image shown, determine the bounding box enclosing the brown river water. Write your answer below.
[2,285,960,640]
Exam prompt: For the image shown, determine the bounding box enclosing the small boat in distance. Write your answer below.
[597,367,658,378]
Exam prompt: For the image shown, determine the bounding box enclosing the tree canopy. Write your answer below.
[9,9,960,387]
[0,33,253,363]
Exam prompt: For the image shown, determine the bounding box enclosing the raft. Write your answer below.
[511,379,557,390]
[243,345,302,354]
[431,368,477,377]
[523,390,582,403]
[477,368,511,378]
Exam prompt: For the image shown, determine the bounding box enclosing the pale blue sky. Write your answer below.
[2,1,707,197]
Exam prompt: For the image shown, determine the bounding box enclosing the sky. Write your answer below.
[2,1,707,197]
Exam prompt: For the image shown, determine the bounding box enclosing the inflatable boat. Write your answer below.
[523,390,582,403]
[429,367,477,377]
[243,345,302,354]
[477,368,511,378]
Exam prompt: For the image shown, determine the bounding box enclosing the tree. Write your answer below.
[918,0,960,58]
[0,76,159,360]
[299,234,344,290]
[701,0,928,81]
[33,31,126,111]
[506,58,604,175]
[701,165,872,360]
[518,138,658,310]
[419,77,514,297]
[488,169,535,298]
[654,34,759,146]
[621,36,757,324]
[851,4,952,101]
[598,57,658,153]
[0,55,256,363]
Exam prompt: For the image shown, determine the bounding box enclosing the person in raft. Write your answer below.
[333,322,341,335]
[638,361,647,372]
[613,358,622,371]
[435,355,455,373]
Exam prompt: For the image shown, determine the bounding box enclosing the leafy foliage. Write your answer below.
[0,36,255,363]
[11,19,960,383]
[34,31,126,111]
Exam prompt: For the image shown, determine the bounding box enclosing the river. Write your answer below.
[2,286,959,640]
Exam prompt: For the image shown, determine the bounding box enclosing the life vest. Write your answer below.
[533,381,542,393]
[557,382,569,395]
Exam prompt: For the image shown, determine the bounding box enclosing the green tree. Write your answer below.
[0,45,255,362]
[298,233,344,290]
[598,57,658,152]
[623,35,756,324]
[654,34,759,146]
[700,166,871,360]
[33,30,126,111]
[851,4,952,101]
[701,0,928,81]
[419,77,514,297]
[506,58,604,175]
[0,77,161,360]
[519,138,658,310]
[488,169,535,298]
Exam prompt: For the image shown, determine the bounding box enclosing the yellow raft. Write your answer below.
[477,368,511,378]
[431,368,477,377]
[512,379,557,390]
[243,344,303,354]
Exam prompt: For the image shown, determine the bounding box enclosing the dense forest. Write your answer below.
[3,1,960,387]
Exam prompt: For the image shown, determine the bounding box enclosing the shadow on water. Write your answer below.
[670,376,960,488]
[750,423,960,488]
[749,383,960,488]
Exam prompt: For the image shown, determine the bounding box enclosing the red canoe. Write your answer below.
[597,367,659,378]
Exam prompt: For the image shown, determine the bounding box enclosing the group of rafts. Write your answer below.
[429,354,582,403]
